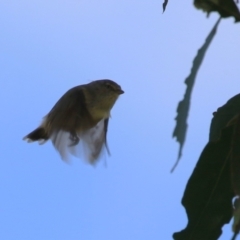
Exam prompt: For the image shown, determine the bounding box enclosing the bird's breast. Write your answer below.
[89,108,110,121]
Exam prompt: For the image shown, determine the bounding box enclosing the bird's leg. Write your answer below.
[69,132,79,146]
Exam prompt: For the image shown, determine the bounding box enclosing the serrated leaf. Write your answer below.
[194,0,240,22]
[171,18,221,172]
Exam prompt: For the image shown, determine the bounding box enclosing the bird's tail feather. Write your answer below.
[23,127,48,144]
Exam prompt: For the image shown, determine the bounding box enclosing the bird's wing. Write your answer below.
[45,86,93,133]
[77,118,110,164]
[50,118,110,164]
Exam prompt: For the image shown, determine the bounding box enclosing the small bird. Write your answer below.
[23,79,124,164]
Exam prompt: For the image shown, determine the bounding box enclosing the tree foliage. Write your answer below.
[165,0,240,239]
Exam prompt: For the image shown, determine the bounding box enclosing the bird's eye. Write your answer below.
[105,84,113,90]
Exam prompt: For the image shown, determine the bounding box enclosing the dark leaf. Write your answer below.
[209,94,240,142]
[232,197,240,238]
[210,94,240,198]
[194,0,240,22]
[209,94,240,194]
[171,18,221,172]
[229,114,240,195]
[162,0,168,13]
[173,125,234,240]
[228,113,240,237]
[173,93,240,239]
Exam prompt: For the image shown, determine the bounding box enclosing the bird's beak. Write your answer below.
[118,89,124,94]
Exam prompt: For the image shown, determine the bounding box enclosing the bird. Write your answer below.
[23,79,124,164]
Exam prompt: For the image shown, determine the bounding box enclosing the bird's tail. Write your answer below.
[23,127,49,144]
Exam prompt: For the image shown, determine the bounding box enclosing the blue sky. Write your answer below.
[1,1,240,239]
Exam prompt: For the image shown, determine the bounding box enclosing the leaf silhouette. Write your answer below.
[173,93,240,240]
[210,94,240,142]
[171,18,221,172]
[232,197,240,238]
[228,113,240,196]
[173,125,234,240]
[194,0,240,22]
[228,113,240,237]
[210,95,240,238]
[162,0,168,13]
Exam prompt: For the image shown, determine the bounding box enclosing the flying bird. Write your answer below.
[23,79,124,164]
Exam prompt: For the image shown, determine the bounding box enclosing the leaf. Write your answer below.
[162,0,168,13]
[173,93,240,239]
[228,113,240,238]
[228,114,240,196]
[232,197,240,238]
[194,0,240,22]
[171,18,221,172]
[210,94,240,196]
[173,125,234,240]
[209,94,240,142]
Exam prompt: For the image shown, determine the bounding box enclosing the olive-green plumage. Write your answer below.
[23,79,124,163]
